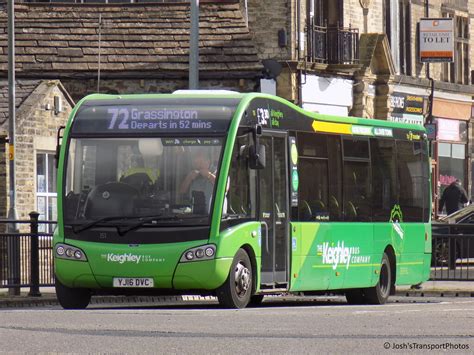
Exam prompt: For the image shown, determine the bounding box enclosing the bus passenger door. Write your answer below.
[259,134,289,288]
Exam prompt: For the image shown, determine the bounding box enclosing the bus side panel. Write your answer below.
[395,223,429,285]
[289,222,330,292]
[290,223,376,292]
[373,223,430,286]
[335,223,374,289]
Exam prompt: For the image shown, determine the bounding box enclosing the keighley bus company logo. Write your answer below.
[317,241,370,270]
[101,253,165,264]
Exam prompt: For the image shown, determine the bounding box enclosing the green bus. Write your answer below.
[53,92,431,309]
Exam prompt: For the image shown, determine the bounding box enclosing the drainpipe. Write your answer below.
[297,0,303,106]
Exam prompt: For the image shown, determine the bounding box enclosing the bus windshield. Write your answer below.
[63,137,223,226]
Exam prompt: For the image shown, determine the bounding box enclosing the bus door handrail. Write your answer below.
[261,221,269,255]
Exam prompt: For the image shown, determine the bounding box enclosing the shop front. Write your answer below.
[432,97,471,217]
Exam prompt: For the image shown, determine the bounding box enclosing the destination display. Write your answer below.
[71,98,239,135]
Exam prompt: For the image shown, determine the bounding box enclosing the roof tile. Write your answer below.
[0,3,261,77]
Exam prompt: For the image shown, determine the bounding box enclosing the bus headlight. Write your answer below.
[180,244,216,263]
[55,243,87,262]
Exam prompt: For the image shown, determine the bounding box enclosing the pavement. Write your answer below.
[1,281,473,308]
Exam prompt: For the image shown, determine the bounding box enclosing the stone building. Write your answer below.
[0,80,73,221]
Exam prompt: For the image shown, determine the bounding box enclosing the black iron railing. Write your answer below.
[0,212,56,295]
[431,223,474,281]
[307,22,359,65]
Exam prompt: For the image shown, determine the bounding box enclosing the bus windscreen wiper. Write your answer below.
[72,215,140,234]
[116,214,180,236]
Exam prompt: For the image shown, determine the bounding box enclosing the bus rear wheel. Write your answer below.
[364,252,392,305]
[216,249,253,309]
[55,278,91,309]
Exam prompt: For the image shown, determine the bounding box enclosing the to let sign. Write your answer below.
[419,18,454,63]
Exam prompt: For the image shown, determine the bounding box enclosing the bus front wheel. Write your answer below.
[216,249,253,309]
[364,252,392,305]
[55,278,91,309]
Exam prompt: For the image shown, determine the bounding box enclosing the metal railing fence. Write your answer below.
[0,212,56,295]
[431,223,474,281]
[307,21,359,65]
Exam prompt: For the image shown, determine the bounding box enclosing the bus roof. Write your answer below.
[72,92,426,135]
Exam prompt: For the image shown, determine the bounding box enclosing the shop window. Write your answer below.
[37,152,57,232]
[438,142,466,193]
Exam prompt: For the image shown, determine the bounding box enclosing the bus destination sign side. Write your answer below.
[72,103,234,134]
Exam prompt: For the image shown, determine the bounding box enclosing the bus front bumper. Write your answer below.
[173,258,232,290]
[55,257,233,291]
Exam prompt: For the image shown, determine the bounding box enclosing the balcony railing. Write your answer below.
[307,23,359,65]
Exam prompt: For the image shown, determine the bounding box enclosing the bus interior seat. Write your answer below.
[191,190,206,215]
[298,200,312,221]
[309,200,326,213]
[344,201,358,221]
[84,182,138,219]
[329,195,341,219]
[120,172,153,195]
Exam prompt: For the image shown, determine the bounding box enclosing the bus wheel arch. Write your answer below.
[216,247,254,308]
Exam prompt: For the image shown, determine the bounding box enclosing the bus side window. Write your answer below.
[296,132,330,222]
[225,133,256,218]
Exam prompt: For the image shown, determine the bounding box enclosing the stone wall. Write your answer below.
[4,81,72,220]
[245,0,293,61]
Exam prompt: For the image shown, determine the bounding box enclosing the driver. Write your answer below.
[179,149,216,212]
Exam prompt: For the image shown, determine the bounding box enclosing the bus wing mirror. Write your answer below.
[249,144,266,170]
[55,126,65,169]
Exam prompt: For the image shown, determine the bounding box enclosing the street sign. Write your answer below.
[419,18,454,63]
[424,123,436,140]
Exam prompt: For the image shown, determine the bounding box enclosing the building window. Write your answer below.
[399,0,411,75]
[442,13,470,84]
[37,153,57,231]
[384,0,392,47]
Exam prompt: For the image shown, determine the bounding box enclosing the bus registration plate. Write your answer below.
[113,278,154,288]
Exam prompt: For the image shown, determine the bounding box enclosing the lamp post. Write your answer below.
[7,0,20,296]
[189,0,199,89]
